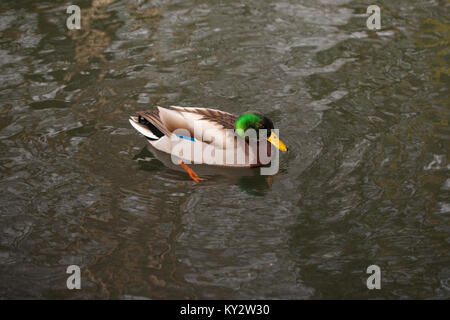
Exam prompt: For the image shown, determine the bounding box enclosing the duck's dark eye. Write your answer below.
[262,117,274,130]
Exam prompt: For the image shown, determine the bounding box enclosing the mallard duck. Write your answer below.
[129,106,287,181]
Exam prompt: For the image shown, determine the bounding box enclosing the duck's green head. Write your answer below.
[234,111,288,152]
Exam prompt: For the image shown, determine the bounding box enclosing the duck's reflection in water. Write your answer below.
[132,146,274,196]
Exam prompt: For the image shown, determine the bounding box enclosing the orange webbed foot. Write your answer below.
[178,160,204,183]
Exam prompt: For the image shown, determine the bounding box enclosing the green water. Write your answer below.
[0,0,448,299]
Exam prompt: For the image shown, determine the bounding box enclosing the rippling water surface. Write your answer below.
[0,0,449,299]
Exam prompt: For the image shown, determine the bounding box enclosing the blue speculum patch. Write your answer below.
[176,135,195,142]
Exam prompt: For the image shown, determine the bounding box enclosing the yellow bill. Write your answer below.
[267,131,288,152]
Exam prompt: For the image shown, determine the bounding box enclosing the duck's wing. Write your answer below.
[169,106,237,130]
[166,107,239,147]
[136,106,237,134]
[133,106,238,147]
